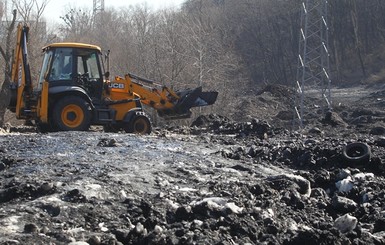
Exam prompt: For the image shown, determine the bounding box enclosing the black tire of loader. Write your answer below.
[124,112,151,134]
[52,96,92,131]
[342,142,371,165]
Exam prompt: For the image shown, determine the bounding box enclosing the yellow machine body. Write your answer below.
[8,24,218,134]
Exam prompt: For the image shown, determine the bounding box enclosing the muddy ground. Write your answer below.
[1,84,385,245]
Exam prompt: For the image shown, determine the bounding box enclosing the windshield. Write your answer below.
[37,49,53,89]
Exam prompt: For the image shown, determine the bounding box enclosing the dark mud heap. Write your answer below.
[0,85,385,245]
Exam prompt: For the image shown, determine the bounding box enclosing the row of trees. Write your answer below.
[1,0,385,125]
[54,0,385,89]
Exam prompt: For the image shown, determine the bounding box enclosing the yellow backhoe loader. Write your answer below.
[7,24,217,134]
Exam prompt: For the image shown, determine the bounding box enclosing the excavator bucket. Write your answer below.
[158,87,218,119]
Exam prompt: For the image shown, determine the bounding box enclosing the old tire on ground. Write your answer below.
[342,142,371,164]
[124,112,151,134]
[52,96,92,131]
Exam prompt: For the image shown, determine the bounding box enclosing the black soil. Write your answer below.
[1,85,385,245]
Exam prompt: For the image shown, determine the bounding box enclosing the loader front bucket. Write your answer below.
[158,87,218,120]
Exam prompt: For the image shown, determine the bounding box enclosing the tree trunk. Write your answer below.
[351,1,366,77]
[0,10,17,127]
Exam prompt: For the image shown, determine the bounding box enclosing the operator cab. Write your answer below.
[38,43,105,100]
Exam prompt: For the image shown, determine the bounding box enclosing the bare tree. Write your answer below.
[150,9,188,83]
[11,0,33,22]
[0,10,17,127]
[11,0,50,24]
[350,0,366,77]
[60,7,93,41]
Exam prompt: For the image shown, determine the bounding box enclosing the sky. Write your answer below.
[42,0,185,25]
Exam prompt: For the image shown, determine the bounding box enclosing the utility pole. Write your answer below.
[93,0,104,27]
[93,0,105,16]
[294,0,332,129]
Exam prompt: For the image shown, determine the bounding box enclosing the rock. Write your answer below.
[322,111,348,127]
[0,162,6,171]
[40,226,50,234]
[334,214,358,233]
[370,126,385,135]
[332,195,358,213]
[175,205,192,221]
[225,202,243,214]
[247,145,258,157]
[68,242,90,245]
[97,138,118,147]
[64,189,87,203]
[135,222,147,235]
[337,169,351,181]
[112,229,131,241]
[297,151,316,166]
[284,230,319,244]
[282,190,305,209]
[193,219,203,228]
[309,127,322,134]
[191,114,231,129]
[0,240,19,245]
[154,225,163,234]
[353,172,374,180]
[373,218,385,233]
[336,176,354,193]
[41,204,61,217]
[87,235,101,245]
[268,174,311,197]
[313,170,331,187]
[39,182,54,194]
[375,137,385,147]
[250,183,265,195]
[24,223,39,233]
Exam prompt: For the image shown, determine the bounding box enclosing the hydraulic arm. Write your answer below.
[116,73,218,119]
[9,24,33,117]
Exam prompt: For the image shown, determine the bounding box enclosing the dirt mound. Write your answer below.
[191,114,271,138]
[256,84,296,99]
[190,114,231,128]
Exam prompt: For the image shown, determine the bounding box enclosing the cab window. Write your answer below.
[49,48,72,81]
[76,51,101,80]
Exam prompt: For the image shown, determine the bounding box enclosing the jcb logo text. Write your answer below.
[109,83,125,89]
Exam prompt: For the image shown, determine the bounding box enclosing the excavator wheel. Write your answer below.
[52,96,92,131]
[124,112,152,134]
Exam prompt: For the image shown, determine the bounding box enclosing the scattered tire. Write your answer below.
[124,112,152,134]
[52,96,92,131]
[342,142,371,164]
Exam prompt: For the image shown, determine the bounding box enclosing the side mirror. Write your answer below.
[104,71,110,79]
